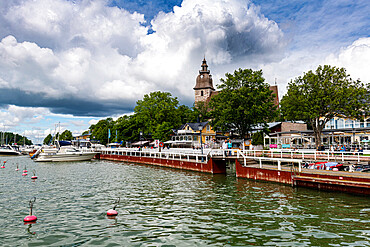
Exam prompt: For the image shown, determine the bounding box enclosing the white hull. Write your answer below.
[34,152,98,162]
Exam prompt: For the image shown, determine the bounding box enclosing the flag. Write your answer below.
[108,129,111,139]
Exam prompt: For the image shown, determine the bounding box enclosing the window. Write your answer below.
[194,136,197,141]
[206,125,210,131]
[201,91,203,96]
[345,120,353,128]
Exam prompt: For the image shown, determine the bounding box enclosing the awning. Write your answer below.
[131,141,149,146]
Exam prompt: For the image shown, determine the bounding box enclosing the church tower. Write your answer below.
[194,58,215,105]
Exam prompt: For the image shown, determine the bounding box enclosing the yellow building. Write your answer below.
[170,121,224,148]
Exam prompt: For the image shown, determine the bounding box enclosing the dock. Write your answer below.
[99,148,370,195]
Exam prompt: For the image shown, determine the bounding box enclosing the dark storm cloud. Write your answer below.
[0,88,134,116]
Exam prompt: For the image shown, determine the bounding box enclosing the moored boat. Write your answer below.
[33,141,98,162]
[0,145,21,156]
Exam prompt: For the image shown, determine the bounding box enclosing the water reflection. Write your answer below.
[0,156,369,246]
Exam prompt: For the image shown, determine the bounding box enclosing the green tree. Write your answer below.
[114,115,139,144]
[192,101,211,122]
[89,118,114,145]
[43,134,52,145]
[209,68,278,138]
[134,91,181,141]
[59,130,73,140]
[280,65,369,148]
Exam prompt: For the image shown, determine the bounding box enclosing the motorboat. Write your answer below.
[0,145,21,155]
[33,141,98,162]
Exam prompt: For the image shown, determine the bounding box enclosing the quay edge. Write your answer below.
[98,152,370,195]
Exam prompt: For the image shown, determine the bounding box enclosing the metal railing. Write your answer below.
[101,147,209,163]
[239,149,370,162]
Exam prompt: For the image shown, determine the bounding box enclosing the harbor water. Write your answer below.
[0,156,369,246]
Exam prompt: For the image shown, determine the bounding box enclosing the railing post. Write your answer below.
[196,155,198,162]
[342,152,344,162]
[298,162,302,172]
[327,151,329,161]
[358,152,360,162]
[259,158,262,168]
[278,160,281,170]
[280,150,282,159]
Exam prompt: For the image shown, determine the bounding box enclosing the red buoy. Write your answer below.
[22,173,28,176]
[0,166,4,168]
[107,209,118,216]
[31,170,38,179]
[23,197,37,223]
[23,215,37,222]
[23,170,28,173]
[107,197,120,217]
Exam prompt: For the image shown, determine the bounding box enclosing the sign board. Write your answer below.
[269,144,277,148]
[154,139,159,148]
[281,144,291,148]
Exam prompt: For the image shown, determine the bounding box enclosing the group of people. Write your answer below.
[328,145,364,153]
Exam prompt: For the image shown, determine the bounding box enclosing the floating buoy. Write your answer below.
[107,197,120,216]
[23,166,28,173]
[16,164,19,171]
[31,170,38,179]
[22,173,28,176]
[23,197,37,223]
[0,161,5,168]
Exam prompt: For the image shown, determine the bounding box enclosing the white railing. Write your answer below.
[238,149,370,162]
[101,147,209,163]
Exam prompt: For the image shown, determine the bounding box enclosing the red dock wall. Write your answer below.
[99,154,226,174]
[235,159,293,184]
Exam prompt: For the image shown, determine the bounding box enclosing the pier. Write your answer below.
[99,148,370,195]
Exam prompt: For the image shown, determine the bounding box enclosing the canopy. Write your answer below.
[131,141,149,146]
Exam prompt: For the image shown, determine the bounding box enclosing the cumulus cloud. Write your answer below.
[325,37,370,83]
[260,37,370,99]
[0,0,285,117]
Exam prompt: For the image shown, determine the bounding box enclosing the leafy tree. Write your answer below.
[43,134,52,145]
[134,91,181,141]
[114,115,138,144]
[177,105,195,124]
[192,101,210,122]
[280,65,369,148]
[209,68,278,138]
[89,118,114,145]
[59,130,73,140]
[252,131,267,145]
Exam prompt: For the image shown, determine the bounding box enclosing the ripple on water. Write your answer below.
[0,156,369,246]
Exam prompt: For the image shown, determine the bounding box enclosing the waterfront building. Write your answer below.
[169,121,226,148]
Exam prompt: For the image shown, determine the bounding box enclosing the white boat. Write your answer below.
[33,141,98,162]
[0,145,21,155]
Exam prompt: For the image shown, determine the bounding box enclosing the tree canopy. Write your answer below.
[280,65,369,148]
[209,68,278,139]
[134,91,182,140]
[59,130,73,140]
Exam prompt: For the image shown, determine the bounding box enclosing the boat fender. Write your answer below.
[159,142,164,148]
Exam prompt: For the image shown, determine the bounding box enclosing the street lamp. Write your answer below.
[198,125,203,155]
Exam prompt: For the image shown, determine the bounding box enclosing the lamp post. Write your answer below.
[198,125,203,155]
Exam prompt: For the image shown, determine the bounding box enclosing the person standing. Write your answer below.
[222,140,228,157]
[227,140,232,156]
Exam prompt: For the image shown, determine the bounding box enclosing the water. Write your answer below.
[0,156,369,246]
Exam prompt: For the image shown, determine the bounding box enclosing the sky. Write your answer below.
[0,0,369,143]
